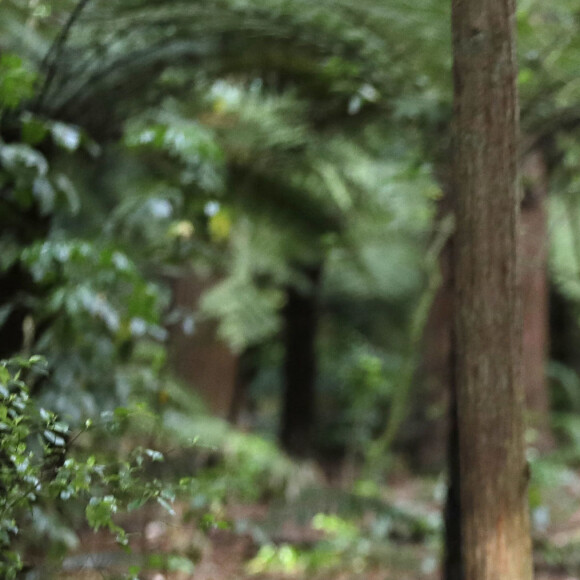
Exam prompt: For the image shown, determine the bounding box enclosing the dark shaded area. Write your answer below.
[0,202,50,359]
[280,264,323,456]
[444,347,463,580]
[550,285,580,375]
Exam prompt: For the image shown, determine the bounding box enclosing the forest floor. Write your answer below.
[56,465,580,580]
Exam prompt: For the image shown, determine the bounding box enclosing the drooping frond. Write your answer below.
[31,0,450,138]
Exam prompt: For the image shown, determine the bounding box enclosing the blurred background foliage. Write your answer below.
[2,0,580,577]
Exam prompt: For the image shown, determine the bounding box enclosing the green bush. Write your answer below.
[0,356,174,579]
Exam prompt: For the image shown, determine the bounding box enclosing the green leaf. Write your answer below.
[39,408,52,422]
[0,53,37,110]
[0,143,48,177]
[50,123,82,152]
[167,555,195,573]
[0,366,10,385]
[43,430,66,447]
[156,497,175,516]
[86,496,118,531]
[21,116,49,145]
[54,173,80,214]
[114,407,130,419]
[145,449,164,462]
[127,498,147,511]
[52,421,69,434]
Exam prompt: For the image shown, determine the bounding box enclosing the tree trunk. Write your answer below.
[444,150,548,577]
[418,148,551,472]
[451,0,533,577]
[521,151,551,450]
[168,273,238,417]
[413,229,453,472]
[280,264,322,456]
[228,346,258,426]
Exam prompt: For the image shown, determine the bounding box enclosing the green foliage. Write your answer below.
[0,137,79,219]
[0,53,37,111]
[0,78,171,420]
[317,344,392,462]
[7,237,168,422]
[3,1,580,576]
[247,496,440,576]
[0,356,175,578]
[247,543,306,575]
[549,137,580,303]
[547,133,580,460]
[201,273,285,352]
[162,407,317,503]
[124,109,225,191]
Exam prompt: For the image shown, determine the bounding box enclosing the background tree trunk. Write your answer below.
[521,150,552,450]
[280,264,322,456]
[451,0,533,577]
[413,229,453,471]
[228,346,258,426]
[415,150,551,472]
[169,273,238,417]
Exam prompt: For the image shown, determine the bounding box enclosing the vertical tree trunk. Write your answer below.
[451,0,533,577]
[419,150,551,473]
[228,346,258,426]
[413,231,454,471]
[521,151,551,450]
[280,264,322,456]
[169,273,238,417]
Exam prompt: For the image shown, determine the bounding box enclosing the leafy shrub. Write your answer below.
[0,356,175,579]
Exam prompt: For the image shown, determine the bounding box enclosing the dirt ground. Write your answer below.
[56,472,580,580]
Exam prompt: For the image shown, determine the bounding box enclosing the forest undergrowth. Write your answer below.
[56,455,580,580]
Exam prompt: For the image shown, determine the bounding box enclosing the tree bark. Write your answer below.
[419,148,551,472]
[451,0,533,577]
[280,264,322,456]
[228,346,258,426]
[521,151,551,450]
[413,228,453,472]
[168,273,238,417]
